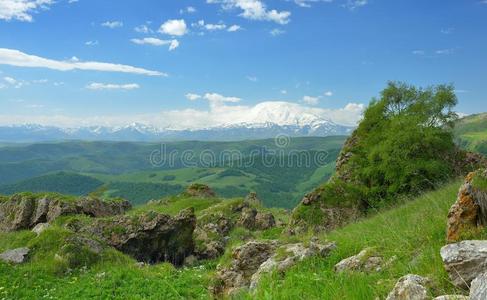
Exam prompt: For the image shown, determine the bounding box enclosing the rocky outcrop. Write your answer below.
[211,239,336,296]
[55,236,104,269]
[440,240,487,288]
[82,208,196,266]
[334,248,386,273]
[385,274,430,300]
[0,247,30,264]
[249,241,336,290]
[211,240,279,296]
[447,171,487,242]
[237,207,276,231]
[470,272,487,300]
[0,194,131,232]
[184,184,216,198]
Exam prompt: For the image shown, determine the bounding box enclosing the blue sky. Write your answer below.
[0,0,486,128]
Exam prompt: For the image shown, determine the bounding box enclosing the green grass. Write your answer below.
[0,181,472,299]
[246,181,466,299]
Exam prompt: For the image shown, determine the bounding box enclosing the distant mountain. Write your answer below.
[0,120,353,142]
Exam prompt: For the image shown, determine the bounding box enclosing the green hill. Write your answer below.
[455,113,487,155]
[0,137,345,208]
[0,172,103,196]
[0,181,474,299]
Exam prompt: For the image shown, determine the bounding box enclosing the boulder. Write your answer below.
[211,240,278,296]
[470,273,487,300]
[250,241,336,290]
[211,239,336,296]
[447,170,487,242]
[0,247,30,264]
[0,194,131,232]
[184,184,216,198]
[83,208,196,266]
[237,207,276,231]
[193,223,226,260]
[440,240,487,288]
[31,223,50,235]
[434,296,468,300]
[334,248,384,273]
[385,274,430,300]
[255,212,276,230]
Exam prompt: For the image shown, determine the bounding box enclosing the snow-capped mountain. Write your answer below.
[0,103,355,142]
[0,121,353,142]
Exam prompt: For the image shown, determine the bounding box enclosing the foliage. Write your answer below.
[347,82,459,207]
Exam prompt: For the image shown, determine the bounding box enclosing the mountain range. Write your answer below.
[0,103,354,142]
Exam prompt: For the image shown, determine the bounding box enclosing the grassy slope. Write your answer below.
[251,181,466,299]
[0,181,471,299]
[454,113,487,154]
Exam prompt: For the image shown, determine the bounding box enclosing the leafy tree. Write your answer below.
[347,82,459,207]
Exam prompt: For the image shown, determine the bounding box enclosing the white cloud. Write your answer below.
[324,91,333,97]
[86,83,140,90]
[159,19,188,36]
[134,24,152,34]
[186,93,202,101]
[131,38,179,50]
[270,28,285,36]
[441,28,454,35]
[293,0,333,8]
[344,0,367,10]
[302,95,319,105]
[0,0,54,22]
[180,6,197,14]
[246,76,258,82]
[204,93,241,106]
[3,76,24,88]
[436,48,455,55]
[101,20,123,29]
[207,0,291,24]
[0,48,165,76]
[85,40,99,46]
[280,90,287,94]
[412,50,425,55]
[228,25,241,32]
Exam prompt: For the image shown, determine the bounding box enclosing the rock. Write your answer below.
[385,274,430,300]
[238,207,258,229]
[334,248,384,273]
[255,212,276,230]
[184,184,216,198]
[470,272,487,300]
[211,240,278,296]
[237,207,276,231]
[211,240,336,296]
[440,240,487,288]
[31,222,50,235]
[0,247,30,264]
[447,173,481,242]
[83,208,196,266]
[193,224,226,260]
[434,296,468,300]
[244,192,262,206]
[0,194,131,232]
[250,241,336,290]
